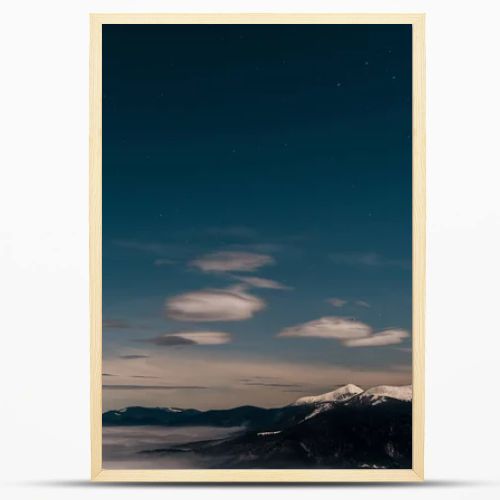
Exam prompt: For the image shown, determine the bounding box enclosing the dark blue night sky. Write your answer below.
[102,24,412,410]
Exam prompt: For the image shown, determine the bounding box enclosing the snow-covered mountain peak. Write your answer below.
[293,384,364,406]
[355,385,413,405]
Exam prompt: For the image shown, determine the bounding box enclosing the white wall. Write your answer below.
[1,1,499,499]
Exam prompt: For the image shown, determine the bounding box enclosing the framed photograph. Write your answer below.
[90,13,425,482]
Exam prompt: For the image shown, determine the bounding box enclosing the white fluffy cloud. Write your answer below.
[146,331,232,346]
[278,317,371,340]
[343,329,409,347]
[234,276,291,290]
[190,251,274,272]
[278,316,409,348]
[166,288,265,321]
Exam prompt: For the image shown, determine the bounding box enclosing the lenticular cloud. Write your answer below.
[146,331,232,346]
[278,316,372,340]
[278,317,409,347]
[342,329,409,347]
[190,251,274,272]
[166,288,265,321]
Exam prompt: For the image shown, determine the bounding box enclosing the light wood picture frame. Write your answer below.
[90,13,425,483]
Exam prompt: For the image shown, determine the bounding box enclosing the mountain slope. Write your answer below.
[102,406,201,426]
[149,398,412,469]
[106,383,414,468]
[103,384,413,427]
[103,403,311,430]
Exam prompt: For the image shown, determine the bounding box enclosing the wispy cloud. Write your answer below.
[240,382,303,388]
[190,251,274,273]
[166,288,265,322]
[103,384,208,390]
[239,376,278,382]
[119,354,150,359]
[355,300,371,308]
[343,329,409,347]
[113,240,174,255]
[278,316,409,348]
[327,298,347,308]
[142,331,232,346]
[329,252,409,269]
[104,373,161,379]
[326,298,371,308]
[233,275,291,290]
[103,351,411,410]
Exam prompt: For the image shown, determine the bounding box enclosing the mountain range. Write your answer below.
[103,384,413,469]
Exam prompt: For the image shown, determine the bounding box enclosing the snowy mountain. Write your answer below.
[103,384,413,428]
[293,384,364,406]
[104,383,413,468]
[349,385,413,406]
[143,390,413,469]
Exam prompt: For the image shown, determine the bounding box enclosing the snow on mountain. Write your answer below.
[363,384,412,401]
[352,385,413,405]
[257,430,282,436]
[293,384,412,409]
[293,384,364,406]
